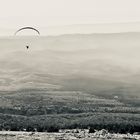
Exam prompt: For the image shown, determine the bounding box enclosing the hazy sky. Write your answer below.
[0,0,140,26]
[1,0,140,35]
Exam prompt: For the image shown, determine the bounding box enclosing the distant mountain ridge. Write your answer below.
[1,22,140,35]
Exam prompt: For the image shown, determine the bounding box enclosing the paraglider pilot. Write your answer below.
[26,46,29,49]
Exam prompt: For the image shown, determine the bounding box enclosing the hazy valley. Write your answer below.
[0,33,139,135]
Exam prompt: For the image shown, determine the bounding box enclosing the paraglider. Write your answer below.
[14,27,40,50]
[14,27,40,36]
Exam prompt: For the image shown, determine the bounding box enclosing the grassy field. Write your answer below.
[0,89,139,133]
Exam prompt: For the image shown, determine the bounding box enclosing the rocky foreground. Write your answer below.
[0,130,139,140]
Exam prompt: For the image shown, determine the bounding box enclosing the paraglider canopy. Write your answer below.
[14,27,40,36]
